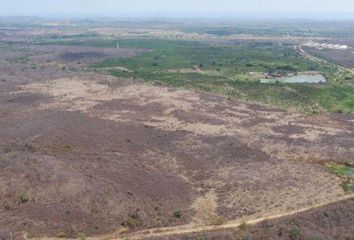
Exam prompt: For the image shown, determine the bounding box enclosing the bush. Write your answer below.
[19,193,29,204]
[289,228,302,240]
[213,216,226,225]
[173,210,182,218]
[239,222,248,230]
[121,212,142,229]
[277,227,284,236]
[56,232,67,238]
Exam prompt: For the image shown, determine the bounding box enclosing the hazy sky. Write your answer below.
[1,0,354,17]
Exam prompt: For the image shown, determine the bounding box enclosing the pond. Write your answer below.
[260,74,327,83]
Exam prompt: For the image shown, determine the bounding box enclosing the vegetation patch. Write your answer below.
[326,163,354,192]
[173,210,182,219]
[326,163,354,179]
[19,192,30,204]
[86,39,354,113]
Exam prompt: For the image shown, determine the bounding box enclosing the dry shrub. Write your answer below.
[193,191,225,225]
[102,77,143,91]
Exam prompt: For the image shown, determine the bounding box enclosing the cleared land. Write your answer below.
[303,38,354,70]
[140,198,354,240]
[0,18,353,240]
[2,74,353,237]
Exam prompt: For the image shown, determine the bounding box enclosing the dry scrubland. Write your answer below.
[0,20,353,240]
[143,198,354,240]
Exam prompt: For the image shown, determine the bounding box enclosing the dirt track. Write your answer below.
[21,194,354,240]
[113,194,354,240]
[297,45,354,75]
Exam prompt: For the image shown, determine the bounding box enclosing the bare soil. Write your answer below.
[0,35,353,239]
[146,198,354,240]
[1,73,353,238]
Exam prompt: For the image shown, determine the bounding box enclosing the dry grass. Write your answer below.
[192,191,224,225]
[2,74,353,237]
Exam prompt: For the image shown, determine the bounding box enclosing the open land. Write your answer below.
[0,18,353,240]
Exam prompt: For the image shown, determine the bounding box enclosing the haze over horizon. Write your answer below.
[1,0,354,19]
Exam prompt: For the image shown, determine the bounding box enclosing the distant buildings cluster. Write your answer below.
[304,41,348,50]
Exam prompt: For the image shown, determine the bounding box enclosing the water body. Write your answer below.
[260,74,327,83]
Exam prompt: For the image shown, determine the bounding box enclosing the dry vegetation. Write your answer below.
[0,19,353,240]
[2,73,353,238]
[145,198,354,240]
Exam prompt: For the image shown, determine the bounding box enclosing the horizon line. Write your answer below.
[1,12,354,20]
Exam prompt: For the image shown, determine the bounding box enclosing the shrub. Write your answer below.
[213,216,226,225]
[56,232,67,238]
[277,227,284,236]
[121,212,142,229]
[289,228,302,240]
[19,193,29,204]
[173,210,182,218]
[239,222,247,230]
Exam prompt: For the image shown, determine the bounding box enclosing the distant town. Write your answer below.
[304,41,349,50]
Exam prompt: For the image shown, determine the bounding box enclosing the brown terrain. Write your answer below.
[303,38,354,70]
[144,198,354,240]
[0,33,353,240]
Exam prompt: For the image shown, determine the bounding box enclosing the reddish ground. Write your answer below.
[0,37,353,239]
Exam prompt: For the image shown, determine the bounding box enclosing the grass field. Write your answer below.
[34,37,354,113]
[82,39,353,113]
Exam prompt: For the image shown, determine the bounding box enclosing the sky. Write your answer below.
[1,0,354,17]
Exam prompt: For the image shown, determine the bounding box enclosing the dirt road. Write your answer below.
[23,194,353,240]
[296,45,354,75]
[107,194,354,240]
[193,65,204,74]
